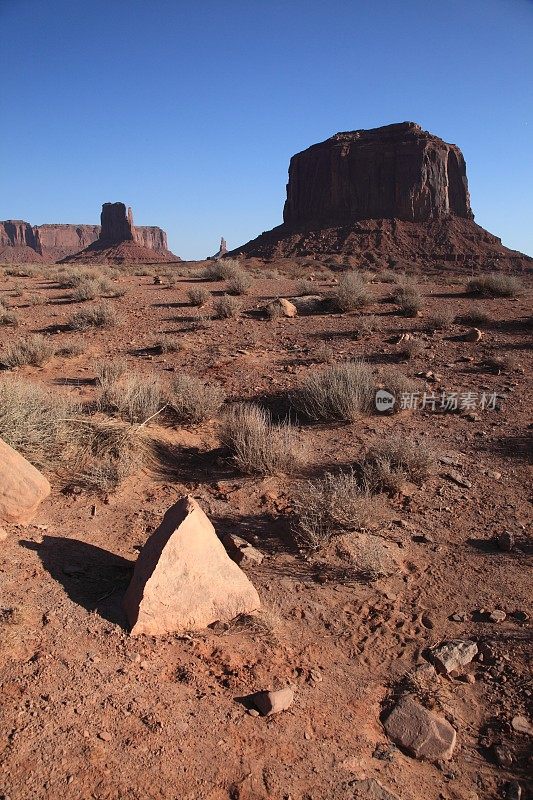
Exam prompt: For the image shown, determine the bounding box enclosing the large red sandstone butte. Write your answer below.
[231,122,531,268]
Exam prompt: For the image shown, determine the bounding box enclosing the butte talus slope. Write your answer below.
[231,122,531,268]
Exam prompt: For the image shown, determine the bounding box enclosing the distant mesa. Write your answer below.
[208,236,228,260]
[0,202,178,264]
[231,121,531,268]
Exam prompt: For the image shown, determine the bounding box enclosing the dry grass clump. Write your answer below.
[227,269,252,295]
[360,433,435,493]
[466,273,521,298]
[481,353,517,374]
[187,286,211,306]
[202,259,241,281]
[294,360,375,422]
[70,276,114,302]
[390,276,423,317]
[97,372,163,424]
[378,367,417,412]
[353,314,380,337]
[332,272,371,312]
[0,308,18,326]
[25,293,48,306]
[0,377,76,467]
[0,334,55,368]
[426,309,455,330]
[213,294,241,319]
[150,335,183,354]
[57,340,85,358]
[5,266,38,278]
[168,374,225,424]
[220,402,305,475]
[94,356,128,386]
[295,279,316,296]
[66,418,146,493]
[396,338,424,361]
[69,302,117,331]
[456,310,491,326]
[292,470,380,550]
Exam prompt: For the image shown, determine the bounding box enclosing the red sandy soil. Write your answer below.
[0,259,531,800]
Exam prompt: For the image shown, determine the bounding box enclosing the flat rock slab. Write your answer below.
[384,694,456,762]
[352,779,400,800]
[124,496,260,636]
[0,437,50,525]
[431,639,478,674]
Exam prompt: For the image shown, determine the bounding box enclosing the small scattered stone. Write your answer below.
[442,470,472,489]
[450,613,467,622]
[497,531,515,552]
[0,527,7,541]
[384,694,456,762]
[493,743,513,768]
[511,715,533,736]
[222,533,264,566]
[431,640,478,675]
[98,731,112,742]
[247,708,260,717]
[251,686,294,716]
[489,609,506,623]
[464,327,483,342]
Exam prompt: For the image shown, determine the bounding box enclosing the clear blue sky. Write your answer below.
[1,0,532,260]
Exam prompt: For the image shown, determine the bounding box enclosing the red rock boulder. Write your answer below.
[0,438,51,525]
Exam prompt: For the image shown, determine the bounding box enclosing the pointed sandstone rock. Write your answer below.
[124,496,260,636]
[0,438,51,526]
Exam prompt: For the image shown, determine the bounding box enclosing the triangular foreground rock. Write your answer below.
[124,496,260,635]
[0,437,51,525]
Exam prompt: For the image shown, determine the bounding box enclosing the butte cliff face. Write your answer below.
[61,202,178,264]
[232,122,530,267]
[0,203,176,263]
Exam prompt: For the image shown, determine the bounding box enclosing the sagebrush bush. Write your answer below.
[426,310,455,330]
[220,402,305,475]
[168,374,225,423]
[213,294,241,319]
[456,310,491,326]
[294,360,375,421]
[151,335,183,354]
[466,273,521,298]
[57,340,85,358]
[202,259,241,281]
[25,293,47,307]
[360,433,435,493]
[0,334,55,368]
[295,279,316,296]
[292,470,380,550]
[70,276,114,302]
[396,338,424,360]
[97,372,163,424]
[0,377,75,467]
[187,286,211,306]
[94,356,128,386]
[66,419,146,492]
[69,302,117,330]
[378,367,417,412]
[227,269,252,295]
[0,308,18,326]
[332,272,371,312]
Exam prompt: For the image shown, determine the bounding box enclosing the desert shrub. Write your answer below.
[57,340,85,358]
[292,470,379,550]
[456,310,491,326]
[0,308,18,326]
[313,342,334,364]
[5,266,37,278]
[97,372,163,424]
[168,374,225,424]
[378,367,417,412]
[70,276,114,302]
[213,294,241,319]
[94,356,128,386]
[360,433,435,493]
[426,310,454,330]
[332,272,371,312]
[481,353,517,373]
[25,293,47,306]
[0,334,55,368]
[202,259,241,281]
[293,360,375,422]
[69,302,117,331]
[396,338,424,360]
[187,286,211,306]
[227,269,252,295]
[0,377,75,467]
[150,336,183,354]
[220,402,305,475]
[66,419,146,493]
[296,279,316,296]
[380,270,398,283]
[466,273,521,298]
[353,314,380,337]
[397,289,423,317]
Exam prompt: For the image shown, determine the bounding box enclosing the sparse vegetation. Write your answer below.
[426,309,454,330]
[227,268,252,295]
[187,286,211,306]
[220,402,305,475]
[396,338,424,360]
[213,294,241,319]
[296,279,316,296]
[292,470,380,550]
[69,302,117,330]
[25,293,47,306]
[94,356,128,386]
[390,276,423,316]
[294,360,375,422]
[466,273,521,298]
[332,272,371,312]
[168,374,225,423]
[97,372,163,424]
[202,259,241,281]
[0,334,55,368]
[456,310,491,326]
[360,433,435,493]
[0,308,18,326]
